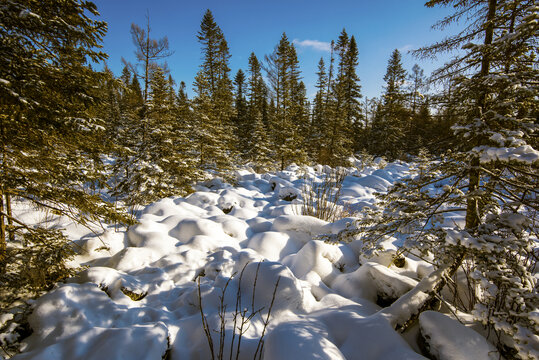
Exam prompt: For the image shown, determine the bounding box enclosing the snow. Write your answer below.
[6,162,502,360]
[473,145,539,164]
[419,311,499,360]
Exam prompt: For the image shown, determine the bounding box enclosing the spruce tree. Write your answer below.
[312,57,329,162]
[232,69,249,155]
[111,72,145,208]
[339,1,538,356]
[0,0,132,303]
[370,49,409,159]
[316,30,362,165]
[193,9,235,171]
[244,53,271,166]
[246,53,268,127]
[265,33,308,169]
[406,64,430,151]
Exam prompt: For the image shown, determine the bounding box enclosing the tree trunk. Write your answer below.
[5,192,14,242]
[467,0,496,230]
[0,186,6,266]
[385,0,498,333]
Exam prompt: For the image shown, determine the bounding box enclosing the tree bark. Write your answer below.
[0,186,6,266]
[5,192,14,242]
[467,0,496,230]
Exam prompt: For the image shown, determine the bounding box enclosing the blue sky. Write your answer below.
[92,0,458,100]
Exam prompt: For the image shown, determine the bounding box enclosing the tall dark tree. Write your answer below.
[232,69,249,154]
[406,64,430,151]
[311,57,329,162]
[244,53,270,165]
[265,33,308,169]
[192,9,235,170]
[247,53,268,127]
[370,49,409,159]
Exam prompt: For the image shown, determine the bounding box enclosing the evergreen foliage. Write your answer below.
[310,30,362,166]
[265,33,309,170]
[370,49,410,159]
[193,9,236,171]
[232,69,249,154]
[0,0,133,304]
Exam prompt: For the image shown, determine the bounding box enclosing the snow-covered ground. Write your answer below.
[5,162,501,359]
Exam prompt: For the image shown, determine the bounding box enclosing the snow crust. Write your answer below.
[8,162,498,360]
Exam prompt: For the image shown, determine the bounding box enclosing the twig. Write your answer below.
[254,276,281,359]
[229,262,249,360]
[197,277,215,360]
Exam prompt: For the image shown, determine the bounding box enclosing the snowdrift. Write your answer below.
[8,163,501,360]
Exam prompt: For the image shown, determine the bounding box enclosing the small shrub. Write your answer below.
[298,168,346,222]
[197,262,280,360]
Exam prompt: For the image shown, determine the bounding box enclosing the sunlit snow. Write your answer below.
[8,162,501,360]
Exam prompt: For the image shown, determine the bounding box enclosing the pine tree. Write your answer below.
[244,53,271,165]
[0,0,133,303]
[316,30,362,166]
[176,80,193,139]
[332,31,362,163]
[95,65,122,142]
[339,1,538,356]
[246,111,272,172]
[343,36,364,153]
[111,71,145,207]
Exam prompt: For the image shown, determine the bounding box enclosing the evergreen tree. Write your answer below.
[96,65,122,142]
[244,53,270,165]
[0,0,132,303]
[311,57,329,162]
[317,30,362,165]
[232,69,249,155]
[193,9,235,170]
[370,49,409,159]
[176,81,193,140]
[408,64,426,115]
[246,111,272,171]
[246,53,268,127]
[343,36,364,153]
[265,33,308,169]
[111,72,145,207]
[340,1,538,356]
[406,64,430,151]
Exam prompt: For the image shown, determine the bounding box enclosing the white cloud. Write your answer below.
[292,39,331,52]
[398,44,414,53]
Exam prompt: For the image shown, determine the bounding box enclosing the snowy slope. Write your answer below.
[7,162,498,360]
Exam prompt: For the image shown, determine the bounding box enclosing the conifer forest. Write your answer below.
[0,1,538,359]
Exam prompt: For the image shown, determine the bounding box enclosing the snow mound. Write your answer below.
[11,162,476,360]
[419,311,499,360]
